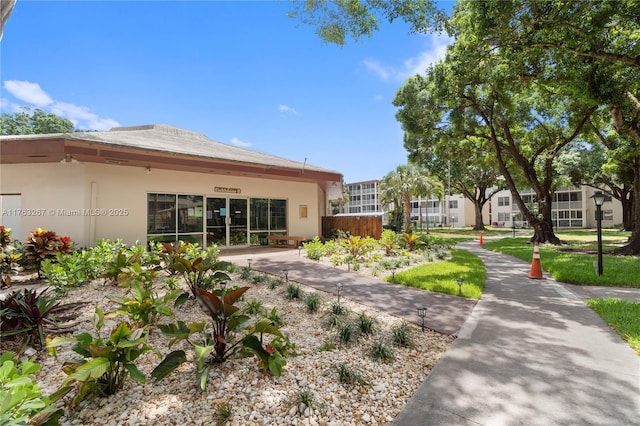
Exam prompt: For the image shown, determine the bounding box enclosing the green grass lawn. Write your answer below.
[482,235,640,287]
[586,298,640,354]
[387,248,485,299]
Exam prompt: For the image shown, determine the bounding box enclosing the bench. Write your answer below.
[266,235,306,248]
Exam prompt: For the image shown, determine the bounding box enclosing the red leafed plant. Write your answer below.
[23,228,73,277]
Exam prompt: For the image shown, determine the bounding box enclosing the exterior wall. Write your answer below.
[490,187,623,229]
[1,162,325,246]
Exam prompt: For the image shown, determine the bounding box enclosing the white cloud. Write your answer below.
[279,104,298,115]
[364,34,453,82]
[230,137,252,147]
[4,80,53,106]
[2,80,120,131]
[363,59,391,80]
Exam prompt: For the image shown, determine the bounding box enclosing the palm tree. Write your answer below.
[379,164,444,232]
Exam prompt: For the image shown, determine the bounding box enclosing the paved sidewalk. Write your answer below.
[394,241,640,425]
[220,248,476,335]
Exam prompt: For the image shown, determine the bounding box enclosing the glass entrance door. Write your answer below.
[228,198,248,246]
[206,197,249,247]
[206,197,227,247]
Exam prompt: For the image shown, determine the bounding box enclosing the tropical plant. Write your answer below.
[380,164,444,233]
[162,241,231,299]
[339,235,376,261]
[303,237,326,261]
[380,229,398,256]
[0,352,63,425]
[108,270,181,327]
[264,307,285,327]
[22,228,73,277]
[40,249,101,296]
[46,307,154,406]
[401,232,419,252]
[243,300,264,315]
[0,288,73,347]
[0,226,21,288]
[102,247,142,284]
[152,287,295,390]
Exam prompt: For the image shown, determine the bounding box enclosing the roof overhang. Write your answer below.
[1,135,343,193]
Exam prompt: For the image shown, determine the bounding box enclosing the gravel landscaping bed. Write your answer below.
[4,262,453,426]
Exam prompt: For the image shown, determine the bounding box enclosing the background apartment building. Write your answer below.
[346,181,622,230]
[345,180,487,229]
[490,186,623,229]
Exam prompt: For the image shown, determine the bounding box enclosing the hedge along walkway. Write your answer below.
[219,248,477,336]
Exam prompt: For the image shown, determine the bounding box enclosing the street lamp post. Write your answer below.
[591,192,606,276]
[512,213,516,238]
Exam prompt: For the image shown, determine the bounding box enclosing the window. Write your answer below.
[497,212,510,222]
[603,210,613,221]
[449,200,458,209]
[147,193,203,245]
[498,197,510,206]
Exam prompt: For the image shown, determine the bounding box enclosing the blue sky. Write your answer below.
[1,0,453,183]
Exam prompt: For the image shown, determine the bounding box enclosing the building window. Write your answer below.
[497,212,510,222]
[498,197,510,206]
[449,200,458,209]
[149,194,286,247]
[603,210,613,221]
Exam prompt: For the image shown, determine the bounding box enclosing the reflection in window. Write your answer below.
[148,194,176,234]
[178,195,203,233]
[270,199,287,230]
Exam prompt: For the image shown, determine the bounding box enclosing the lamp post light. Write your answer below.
[512,213,517,238]
[391,266,397,282]
[335,282,344,306]
[282,269,289,283]
[456,278,464,295]
[592,192,606,276]
[220,280,228,291]
[416,307,427,332]
[247,258,253,270]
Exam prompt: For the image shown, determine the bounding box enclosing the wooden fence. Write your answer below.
[321,215,383,239]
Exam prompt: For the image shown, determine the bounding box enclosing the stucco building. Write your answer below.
[1,125,343,248]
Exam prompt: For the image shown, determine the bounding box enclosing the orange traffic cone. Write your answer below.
[479,232,483,246]
[528,242,544,279]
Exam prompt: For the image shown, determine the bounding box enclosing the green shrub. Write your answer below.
[357,312,376,335]
[303,237,326,261]
[316,339,336,352]
[244,300,264,315]
[391,321,414,347]
[265,307,286,327]
[330,302,347,315]
[0,226,21,288]
[380,229,398,255]
[22,228,73,277]
[0,352,63,425]
[47,307,154,406]
[153,287,296,390]
[213,401,233,426]
[337,322,355,344]
[336,362,370,387]
[0,288,69,347]
[305,293,321,312]
[285,283,302,300]
[368,341,394,362]
[268,277,283,289]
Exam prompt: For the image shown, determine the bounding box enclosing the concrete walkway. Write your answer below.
[394,241,640,425]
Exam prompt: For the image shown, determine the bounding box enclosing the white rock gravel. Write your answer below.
[29,267,453,425]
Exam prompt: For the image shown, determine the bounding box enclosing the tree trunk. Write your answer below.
[473,200,486,231]
[529,218,562,245]
[621,191,634,231]
[402,193,412,232]
[614,155,640,254]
